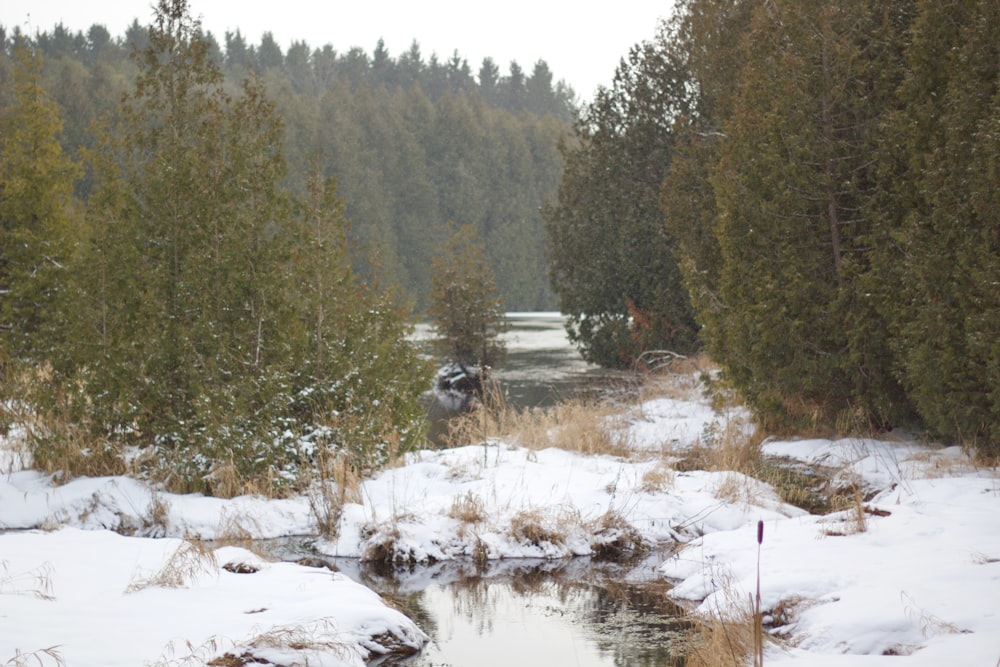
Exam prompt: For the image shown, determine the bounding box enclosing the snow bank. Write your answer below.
[3,379,999,665]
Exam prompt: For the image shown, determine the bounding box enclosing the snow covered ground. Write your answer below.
[2,375,998,666]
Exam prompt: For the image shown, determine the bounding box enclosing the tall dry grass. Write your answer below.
[125,539,218,593]
[444,376,634,457]
[306,451,363,540]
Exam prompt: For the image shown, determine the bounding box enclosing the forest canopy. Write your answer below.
[0,14,574,312]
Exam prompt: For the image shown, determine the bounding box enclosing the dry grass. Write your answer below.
[0,366,130,483]
[202,453,287,500]
[448,491,487,526]
[509,507,570,547]
[241,619,356,660]
[125,539,218,593]
[0,560,55,600]
[636,352,717,402]
[446,390,634,458]
[211,509,265,551]
[27,424,128,484]
[588,509,649,560]
[691,415,763,473]
[712,472,760,506]
[683,602,758,667]
[306,451,363,540]
[2,646,66,667]
[641,460,677,493]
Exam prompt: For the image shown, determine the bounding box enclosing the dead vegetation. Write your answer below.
[306,451,363,540]
[508,507,570,548]
[444,376,635,457]
[125,539,218,593]
[0,560,55,600]
[2,646,66,667]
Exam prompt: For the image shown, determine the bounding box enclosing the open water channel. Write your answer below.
[312,314,688,666]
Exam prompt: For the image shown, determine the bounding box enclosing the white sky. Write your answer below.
[2,0,675,101]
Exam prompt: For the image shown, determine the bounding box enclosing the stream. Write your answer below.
[322,314,689,666]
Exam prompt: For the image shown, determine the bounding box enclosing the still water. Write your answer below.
[329,555,689,667]
[418,312,633,412]
[343,314,687,666]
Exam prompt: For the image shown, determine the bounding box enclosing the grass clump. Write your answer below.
[448,491,487,527]
[509,507,569,548]
[3,647,66,667]
[125,539,217,593]
[0,560,55,600]
[306,452,363,540]
[445,378,633,457]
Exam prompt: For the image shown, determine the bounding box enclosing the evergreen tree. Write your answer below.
[661,0,915,430]
[0,43,80,365]
[289,164,432,473]
[875,0,1000,452]
[428,223,508,369]
[545,25,700,368]
[43,0,430,492]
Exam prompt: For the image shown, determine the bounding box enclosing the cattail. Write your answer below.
[755,518,764,667]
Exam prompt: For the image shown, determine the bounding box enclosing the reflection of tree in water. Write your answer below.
[252,510,692,665]
[582,580,691,667]
[357,557,691,666]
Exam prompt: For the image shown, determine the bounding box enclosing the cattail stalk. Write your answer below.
[754,518,764,667]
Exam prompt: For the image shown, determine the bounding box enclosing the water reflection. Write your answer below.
[332,555,690,667]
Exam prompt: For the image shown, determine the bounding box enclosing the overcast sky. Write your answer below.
[3,1,674,101]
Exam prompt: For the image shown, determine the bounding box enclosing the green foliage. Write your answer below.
[1,21,572,312]
[660,0,999,454]
[693,1,912,428]
[0,43,81,366]
[27,0,431,494]
[544,24,700,368]
[871,0,1000,453]
[428,223,508,369]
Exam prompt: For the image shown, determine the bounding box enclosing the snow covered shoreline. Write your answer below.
[2,378,998,666]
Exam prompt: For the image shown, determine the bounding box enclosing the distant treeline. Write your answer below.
[0,20,574,310]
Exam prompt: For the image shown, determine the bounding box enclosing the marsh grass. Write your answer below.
[588,508,649,560]
[641,461,676,493]
[509,507,574,547]
[125,539,218,593]
[242,619,356,659]
[2,646,66,667]
[683,599,757,667]
[448,491,487,526]
[0,560,55,600]
[445,381,634,458]
[306,452,362,540]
